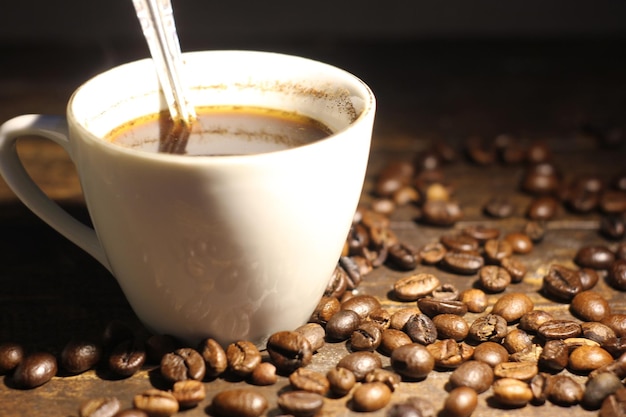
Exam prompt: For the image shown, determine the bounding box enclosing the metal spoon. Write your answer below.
[132,0,196,153]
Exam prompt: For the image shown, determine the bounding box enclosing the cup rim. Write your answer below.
[67,49,376,163]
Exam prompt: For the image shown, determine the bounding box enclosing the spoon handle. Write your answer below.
[132,0,196,124]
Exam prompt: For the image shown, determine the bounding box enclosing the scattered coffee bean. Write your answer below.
[352,381,392,412]
[598,387,626,417]
[468,313,508,343]
[160,347,206,382]
[78,397,121,417]
[431,283,460,301]
[390,343,434,380]
[417,298,467,317]
[277,390,324,417]
[548,374,584,406]
[478,265,511,292]
[494,361,538,382]
[459,288,488,313]
[503,328,533,354]
[601,314,626,337]
[108,339,146,377]
[393,273,440,301]
[582,321,617,346]
[432,314,469,342]
[133,389,179,417]
[198,338,227,378]
[289,367,330,395]
[249,362,277,386]
[351,322,383,351]
[609,259,626,290]
[462,225,501,243]
[337,351,382,381]
[421,200,463,226]
[539,339,569,372]
[449,360,494,393]
[575,245,615,269]
[473,341,509,368]
[523,220,547,242]
[569,345,613,373]
[211,389,267,417]
[226,341,261,378]
[266,331,312,374]
[570,290,611,322]
[12,351,57,389]
[379,328,412,355]
[327,367,356,397]
[491,292,534,322]
[341,294,381,320]
[527,196,559,220]
[583,372,623,410]
[419,242,447,264]
[294,323,326,352]
[492,377,534,407]
[484,239,513,263]
[325,309,361,341]
[61,338,102,375]
[440,233,479,252]
[443,386,478,417]
[538,319,582,340]
[364,368,401,392]
[484,196,514,218]
[542,264,583,301]
[387,243,419,270]
[500,256,527,283]
[389,307,422,330]
[404,313,437,345]
[426,339,474,369]
[172,379,206,408]
[310,296,341,325]
[442,251,484,274]
[0,342,24,374]
[519,310,554,333]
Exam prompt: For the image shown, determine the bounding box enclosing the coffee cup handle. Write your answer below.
[0,114,111,271]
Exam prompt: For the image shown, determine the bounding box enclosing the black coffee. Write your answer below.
[106,106,333,155]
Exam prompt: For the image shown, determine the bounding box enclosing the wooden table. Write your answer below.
[0,39,625,416]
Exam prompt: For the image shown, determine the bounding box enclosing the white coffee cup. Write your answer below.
[0,50,375,346]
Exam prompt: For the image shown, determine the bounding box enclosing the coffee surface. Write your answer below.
[105,106,333,156]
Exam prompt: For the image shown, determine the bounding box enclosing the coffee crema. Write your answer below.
[105,105,333,156]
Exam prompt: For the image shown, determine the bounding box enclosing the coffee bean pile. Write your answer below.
[1,137,626,417]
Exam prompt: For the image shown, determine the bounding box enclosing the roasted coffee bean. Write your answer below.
[404,313,437,345]
[431,283,460,301]
[266,331,312,373]
[602,213,626,240]
[327,366,356,396]
[510,344,543,363]
[569,345,613,373]
[443,386,478,417]
[0,342,24,374]
[61,338,102,375]
[426,339,474,369]
[494,361,538,382]
[484,196,514,218]
[519,310,554,333]
[325,265,348,298]
[294,323,325,352]
[530,372,550,405]
[387,243,419,270]
[371,198,395,215]
[538,319,582,340]
[565,184,601,213]
[484,239,513,263]
[133,389,179,417]
[599,387,626,417]
[580,267,600,290]
[462,225,501,243]
[548,375,584,406]
[352,381,392,412]
[563,337,601,351]
[351,322,383,351]
[211,389,268,417]
[379,328,412,355]
[478,265,511,292]
[521,163,560,195]
[145,334,178,364]
[609,259,626,291]
[442,251,484,274]
[449,360,494,393]
[226,340,261,378]
[390,343,434,380]
[78,397,121,417]
[326,309,361,341]
[390,307,422,330]
[339,256,362,290]
[341,294,381,320]
[571,290,611,322]
[421,199,463,226]
[539,340,569,372]
[417,298,467,317]
[523,220,547,243]
[440,233,479,252]
[503,328,533,354]
[347,223,370,254]
[468,313,508,343]
[500,257,527,283]
[393,273,440,301]
[465,135,497,165]
[602,314,626,337]
[491,292,534,323]
[364,368,401,392]
[198,338,227,378]
[277,390,324,417]
[368,307,391,330]
[583,372,624,410]
[386,403,423,417]
[108,339,146,377]
[375,161,414,197]
[492,377,534,407]
[337,351,382,381]
[459,288,488,313]
[289,367,330,395]
[160,347,205,382]
[601,190,626,213]
[473,341,509,367]
[527,196,559,220]
[543,264,584,301]
[172,379,206,408]
[419,242,447,264]
[310,296,341,325]
[582,322,618,346]
[400,397,437,417]
[249,362,277,386]
[432,314,469,342]
[504,232,533,254]
[575,245,616,269]
[393,185,420,206]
